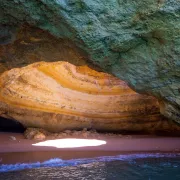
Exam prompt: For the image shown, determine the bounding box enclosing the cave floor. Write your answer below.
[0,132,180,164]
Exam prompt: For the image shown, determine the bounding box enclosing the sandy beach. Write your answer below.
[0,132,180,164]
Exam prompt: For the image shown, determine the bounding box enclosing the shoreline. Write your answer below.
[0,132,180,164]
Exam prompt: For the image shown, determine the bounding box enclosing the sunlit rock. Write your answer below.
[0,61,179,134]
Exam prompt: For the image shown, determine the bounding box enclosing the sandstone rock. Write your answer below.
[24,128,49,140]
[33,132,46,141]
[82,132,88,138]
[72,131,80,136]
[0,26,88,74]
[23,128,122,140]
[64,130,71,134]
[1,0,180,123]
[0,61,180,134]
[24,128,38,140]
[9,136,16,141]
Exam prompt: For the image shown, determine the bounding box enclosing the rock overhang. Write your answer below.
[0,0,180,124]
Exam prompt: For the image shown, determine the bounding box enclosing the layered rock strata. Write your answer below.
[0,61,179,133]
[0,1,180,123]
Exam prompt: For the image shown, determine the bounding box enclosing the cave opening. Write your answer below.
[0,117,26,133]
[0,26,179,137]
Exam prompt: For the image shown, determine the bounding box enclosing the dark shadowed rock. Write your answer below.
[0,117,25,133]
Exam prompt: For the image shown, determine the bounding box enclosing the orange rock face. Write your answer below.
[0,61,179,133]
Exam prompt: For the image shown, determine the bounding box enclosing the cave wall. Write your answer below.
[1,61,180,134]
[0,0,180,124]
[0,25,89,74]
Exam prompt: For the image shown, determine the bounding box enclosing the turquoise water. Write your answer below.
[0,153,180,180]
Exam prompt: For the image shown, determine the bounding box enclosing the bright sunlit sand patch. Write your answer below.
[32,138,106,148]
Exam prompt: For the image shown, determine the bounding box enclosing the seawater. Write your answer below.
[0,153,180,180]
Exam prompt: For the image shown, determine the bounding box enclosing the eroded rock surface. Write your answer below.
[23,128,132,140]
[0,61,179,134]
[0,1,180,123]
[0,26,88,74]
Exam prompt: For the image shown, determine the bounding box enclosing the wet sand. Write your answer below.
[0,132,180,164]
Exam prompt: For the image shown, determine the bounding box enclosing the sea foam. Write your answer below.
[0,153,179,173]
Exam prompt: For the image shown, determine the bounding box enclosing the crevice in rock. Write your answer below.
[0,117,25,133]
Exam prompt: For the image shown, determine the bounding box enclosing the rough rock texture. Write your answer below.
[23,127,133,140]
[0,0,180,124]
[0,61,180,134]
[0,26,88,74]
